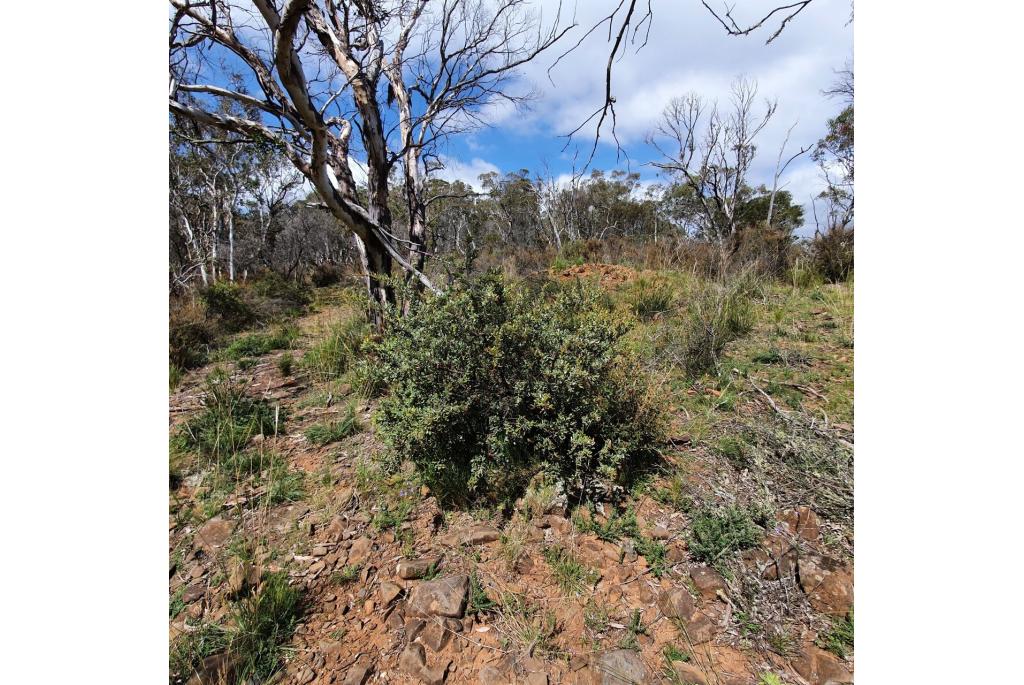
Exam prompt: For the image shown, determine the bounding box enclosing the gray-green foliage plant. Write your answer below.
[373,274,664,502]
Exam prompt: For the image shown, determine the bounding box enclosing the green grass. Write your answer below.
[618,608,647,650]
[223,325,298,361]
[172,370,282,461]
[276,353,294,376]
[663,644,690,663]
[583,599,611,633]
[688,506,763,565]
[169,623,228,681]
[190,450,305,516]
[331,564,362,585]
[302,317,369,381]
[574,505,669,576]
[304,404,359,446]
[817,609,854,658]
[626,277,676,319]
[542,545,599,596]
[468,570,497,614]
[228,571,303,682]
[170,363,184,391]
[169,586,186,619]
[372,498,415,532]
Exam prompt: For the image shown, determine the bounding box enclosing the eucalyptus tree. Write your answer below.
[169,0,570,325]
[649,78,777,265]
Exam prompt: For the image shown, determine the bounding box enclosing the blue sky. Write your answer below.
[433,0,853,236]
[175,1,852,237]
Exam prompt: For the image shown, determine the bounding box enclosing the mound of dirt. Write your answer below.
[555,263,636,285]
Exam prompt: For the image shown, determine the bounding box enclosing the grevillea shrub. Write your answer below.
[373,274,664,503]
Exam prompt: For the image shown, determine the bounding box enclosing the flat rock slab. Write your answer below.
[379,581,403,607]
[591,649,647,685]
[194,518,235,554]
[341,660,373,685]
[793,647,853,685]
[398,557,441,580]
[798,555,853,616]
[265,503,309,533]
[407,575,469,618]
[347,536,374,566]
[690,567,726,600]
[465,526,500,545]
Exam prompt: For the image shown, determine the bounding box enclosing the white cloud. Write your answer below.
[433,156,501,190]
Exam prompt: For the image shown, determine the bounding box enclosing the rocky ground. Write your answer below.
[169,279,854,685]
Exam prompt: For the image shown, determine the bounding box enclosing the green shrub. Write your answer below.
[251,272,312,308]
[809,226,854,283]
[689,506,763,564]
[626,277,676,319]
[682,275,757,377]
[200,282,256,332]
[173,371,282,460]
[302,316,370,381]
[228,572,302,682]
[170,299,215,369]
[373,274,664,502]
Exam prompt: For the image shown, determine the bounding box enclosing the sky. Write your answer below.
[433,0,853,236]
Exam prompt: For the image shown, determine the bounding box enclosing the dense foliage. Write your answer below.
[373,274,664,502]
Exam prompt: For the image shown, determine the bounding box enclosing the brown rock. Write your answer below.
[398,557,441,580]
[657,588,695,619]
[194,518,235,554]
[466,526,501,545]
[798,555,853,616]
[182,583,205,604]
[379,581,403,607]
[591,649,647,685]
[400,643,427,676]
[294,665,316,684]
[265,502,309,533]
[407,575,469,618]
[348,537,373,566]
[670,663,709,685]
[184,653,237,685]
[781,505,822,544]
[342,660,374,685]
[478,665,507,685]
[523,672,548,685]
[684,611,716,644]
[547,515,572,534]
[325,516,346,542]
[386,607,406,629]
[405,617,427,641]
[650,525,671,540]
[792,647,853,685]
[665,544,686,564]
[420,661,451,685]
[419,621,451,651]
[689,567,726,601]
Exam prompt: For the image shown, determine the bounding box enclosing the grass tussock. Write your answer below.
[304,404,359,446]
[302,316,371,382]
[223,324,298,361]
[172,370,282,461]
[542,545,600,596]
